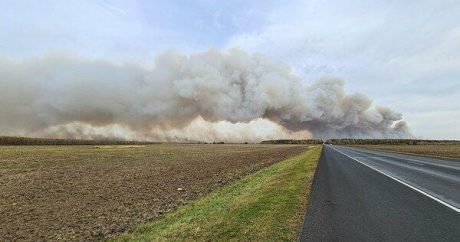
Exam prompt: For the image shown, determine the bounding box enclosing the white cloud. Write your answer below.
[226,0,460,139]
[1,0,459,139]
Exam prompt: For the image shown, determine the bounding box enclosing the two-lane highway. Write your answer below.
[300,145,460,242]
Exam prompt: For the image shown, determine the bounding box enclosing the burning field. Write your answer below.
[0,144,306,241]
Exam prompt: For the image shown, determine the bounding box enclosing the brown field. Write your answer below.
[0,144,307,241]
[354,144,460,159]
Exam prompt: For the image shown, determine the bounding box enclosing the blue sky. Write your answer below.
[1,0,459,139]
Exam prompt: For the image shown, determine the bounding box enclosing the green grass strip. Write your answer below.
[113,146,322,242]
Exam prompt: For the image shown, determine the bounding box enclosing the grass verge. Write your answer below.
[113,145,322,242]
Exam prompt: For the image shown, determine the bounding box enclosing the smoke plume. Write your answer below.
[0,48,411,142]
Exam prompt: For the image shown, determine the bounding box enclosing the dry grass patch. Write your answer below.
[354,144,460,159]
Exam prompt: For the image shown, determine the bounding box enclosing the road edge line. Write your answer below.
[329,146,460,213]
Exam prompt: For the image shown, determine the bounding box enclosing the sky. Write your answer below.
[1,0,459,139]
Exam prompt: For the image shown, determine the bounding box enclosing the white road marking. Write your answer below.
[330,146,460,213]
[405,160,426,166]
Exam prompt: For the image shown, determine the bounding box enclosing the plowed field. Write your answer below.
[0,144,306,241]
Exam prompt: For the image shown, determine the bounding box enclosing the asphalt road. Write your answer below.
[300,145,460,242]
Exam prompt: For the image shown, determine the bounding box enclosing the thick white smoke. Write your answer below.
[0,48,411,142]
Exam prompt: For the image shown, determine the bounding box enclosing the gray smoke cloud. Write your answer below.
[0,48,411,141]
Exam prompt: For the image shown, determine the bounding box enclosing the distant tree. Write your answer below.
[325,139,460,145]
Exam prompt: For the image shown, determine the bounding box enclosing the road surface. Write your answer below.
[300,145,460,242]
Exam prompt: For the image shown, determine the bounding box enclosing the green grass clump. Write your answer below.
[114,146,322,242]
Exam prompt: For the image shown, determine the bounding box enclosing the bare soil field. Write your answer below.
[354,144,460,159]
[0,144,307,241]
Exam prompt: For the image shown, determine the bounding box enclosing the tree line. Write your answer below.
[325,139,460,145]
[260,139,323,144]
[0,136,158,146]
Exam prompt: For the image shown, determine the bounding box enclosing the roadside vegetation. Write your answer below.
[324,139,460,159]
[327,139,459,145]
[114,146,321,242]
[354,144,460,159]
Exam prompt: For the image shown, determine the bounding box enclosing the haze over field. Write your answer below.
[1,0,459,141]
